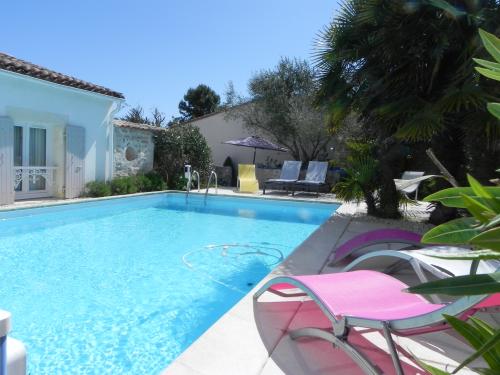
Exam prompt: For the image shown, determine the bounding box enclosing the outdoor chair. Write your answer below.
[254,270,500,375]
[329,228,499,298]
[393,171,436,200]
[342,246,499,304]
[263,160,302,195]
[343,246,498,280]
[329,228,424,265]
[292,161,328,197]
[237,164,259,193]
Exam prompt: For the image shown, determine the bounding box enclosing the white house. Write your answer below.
[0,52,124,205]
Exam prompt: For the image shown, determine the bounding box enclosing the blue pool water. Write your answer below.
[0,193,337,374]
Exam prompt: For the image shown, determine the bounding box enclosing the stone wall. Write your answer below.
[113,126,155,177]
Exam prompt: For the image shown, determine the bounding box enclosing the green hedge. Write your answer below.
[154,123,212,188]
[84,171,167,198]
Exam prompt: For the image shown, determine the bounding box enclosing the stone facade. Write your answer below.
[113,126,155,177]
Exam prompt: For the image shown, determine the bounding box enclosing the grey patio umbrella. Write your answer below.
[223,136,288,163]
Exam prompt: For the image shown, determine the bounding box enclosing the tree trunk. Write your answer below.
[374,139,407,219]
[363,190,378,216]
[377,163,402,218]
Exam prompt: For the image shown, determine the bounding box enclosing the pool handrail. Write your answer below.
[205,170,218,197]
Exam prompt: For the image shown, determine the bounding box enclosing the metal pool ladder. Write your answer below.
[205,170,218,198]
[190,170,200,192]
[186,170,200,201]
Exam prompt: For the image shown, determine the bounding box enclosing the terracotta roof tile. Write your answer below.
[0,52,124,99]
[113,119,167,132]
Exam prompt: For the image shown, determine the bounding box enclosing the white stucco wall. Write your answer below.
[0,70,122,196]
[190,111,293,167]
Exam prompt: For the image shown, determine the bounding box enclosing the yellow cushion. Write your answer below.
[238,164,259,193]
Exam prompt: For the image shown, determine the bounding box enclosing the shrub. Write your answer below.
[110,177,137,195]
[171,176,188,190]
[144,171,167,191]
[85,173,167,198]
[223,156,236,186]
[85,181,111,197]
[154,124,212,189]
[135,174,153,192]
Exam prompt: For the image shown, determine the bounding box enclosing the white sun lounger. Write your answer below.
[342,246,499,302]
[263,160,302,194]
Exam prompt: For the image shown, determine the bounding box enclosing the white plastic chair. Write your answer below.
[394,171,425,200]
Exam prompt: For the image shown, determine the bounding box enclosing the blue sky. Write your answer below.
[2,1,339,120]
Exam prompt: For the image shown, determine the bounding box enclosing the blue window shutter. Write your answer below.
[65,125,85,199]
[0,117,14,205]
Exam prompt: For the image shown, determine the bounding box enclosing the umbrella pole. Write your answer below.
[253,148,256,164]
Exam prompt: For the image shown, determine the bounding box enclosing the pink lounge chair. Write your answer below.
[254,270,500,375]
[330,229,423,265]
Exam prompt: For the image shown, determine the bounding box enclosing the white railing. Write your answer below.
[13,166,58,190]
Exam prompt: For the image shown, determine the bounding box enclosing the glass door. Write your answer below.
[14,125,48,198]
[29,127,47,191]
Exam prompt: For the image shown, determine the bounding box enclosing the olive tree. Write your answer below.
[229,58,332,162]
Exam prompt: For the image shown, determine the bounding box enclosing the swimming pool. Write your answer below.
[0,193,338,374]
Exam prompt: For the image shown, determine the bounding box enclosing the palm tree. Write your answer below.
[315,0,500,218]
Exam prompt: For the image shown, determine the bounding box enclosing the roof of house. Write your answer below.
[179,102,252,125]
[0,52,124,99]
[113,119,167,132]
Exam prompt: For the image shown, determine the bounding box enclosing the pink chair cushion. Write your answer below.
[476,293,500,309]
[286,270,444,320]
[332,229,423,262]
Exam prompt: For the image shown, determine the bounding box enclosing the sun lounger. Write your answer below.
[342,246,499,304]
[263,160,302,195]
[343,246,498,280]
[237,164,259,193]
[254,270,500,374]
[395,171,424,200]
[329,228,424,265]
[394,171,441,200]
[292,161,328,196]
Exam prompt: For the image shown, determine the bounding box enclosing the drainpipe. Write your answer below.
[0,310,11,375]
[108,100,123,181]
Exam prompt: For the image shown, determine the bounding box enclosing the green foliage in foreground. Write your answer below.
[406,27,500,374]
[418,315,500,374]
[84,172,166,198]
[474,29,500,122]
[407,174,500,373]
